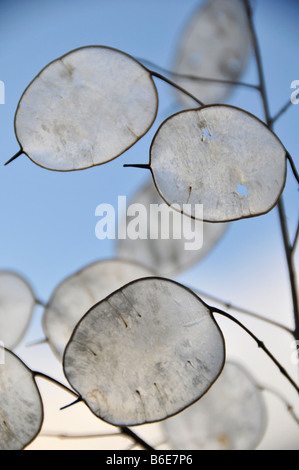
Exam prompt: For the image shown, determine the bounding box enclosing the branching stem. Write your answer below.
[189,285,293,335]
[140,58,259,91]
[286,152,299,185]
[33,371,154,450]
[259,384,299,426]
[212,307,299,395]
[270,99,294,126]
[244,0,299,342]
[40,431,122,440]
[150,70,205,107]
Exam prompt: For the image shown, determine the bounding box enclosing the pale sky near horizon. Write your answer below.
[0,0,299,450]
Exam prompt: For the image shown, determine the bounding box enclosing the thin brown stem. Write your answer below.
[292,220,299,254]
[26,338,48,347]
[243,0,271,124]
[150,70,205,107]
[286,152,299,185]
[277,200,299,339]
[212,307,299,395]
[35,298,48,308]
[40,431,122,440]
[244,0,299,342]
[33,371,154,450]
[269,99,293,126]
[139,58,259,91]
[33,371,79,398]
[120,427,155,451]
[259,385,299,426]
[189,286,293,335]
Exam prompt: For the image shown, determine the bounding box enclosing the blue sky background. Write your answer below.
[0,0,299,450]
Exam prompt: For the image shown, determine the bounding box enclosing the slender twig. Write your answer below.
[269,99,294,126]
[139,58,260,91]
[26,338,48,347]
[189,286,293,335]
[33,371,79,398]
[259,384,299,426]
[150,70,205,107]
[123,164,151,170]
[212,307,299,395]
[33,371,154,450]
[120,427,155,451]
[292,220,299,254]
[243,1,271,124]
[244,0,299,342]
[60,397,82,410]
[4,149,23,166]
[276,199,299,339]
[286,152,299,185]
[35,298,48,308]
[40,431,122,440]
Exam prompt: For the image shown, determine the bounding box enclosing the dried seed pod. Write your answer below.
[63,277,225,426]
[0,348,43,450]
[173,0,250,105]
[43,259,154,359]
[150,105,286,222]
[0,271,35,349]
[15,46,158,171]
[163,361,267,450]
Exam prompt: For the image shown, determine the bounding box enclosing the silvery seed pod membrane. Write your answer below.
[0,348,43,450]
[63,278,225,426]
[43,259,155,359]
[15,46,158,171]
[172,0,250,105]
[150,105,287,222]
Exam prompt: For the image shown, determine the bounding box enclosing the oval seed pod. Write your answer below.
[0,348,43,450]
[63,277,225,426]
[0,271,36,349]
[150,105,287,222]
[14,46,158,171]
[43,259,155,359]
[172,0,250,105]
[163,361,267,450]
[117,180,228,276]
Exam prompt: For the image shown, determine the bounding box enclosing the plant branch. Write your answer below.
[40,431,122,440]
[292,219,299,254]
[259,384,299,426]
[139,58,260,91]
[33,371,79,398]
[26,338,48,347]
[212,307,299,395]
[244,0,271,124]
[33,371,154,450]
[35,298,48,308]
[286,152,299,185]
[244,0,299,342]
[276,199,299,338]
[120,427,155,451]
[189,286,293,335]
[269,99,293,126]
[150,70,205,107]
